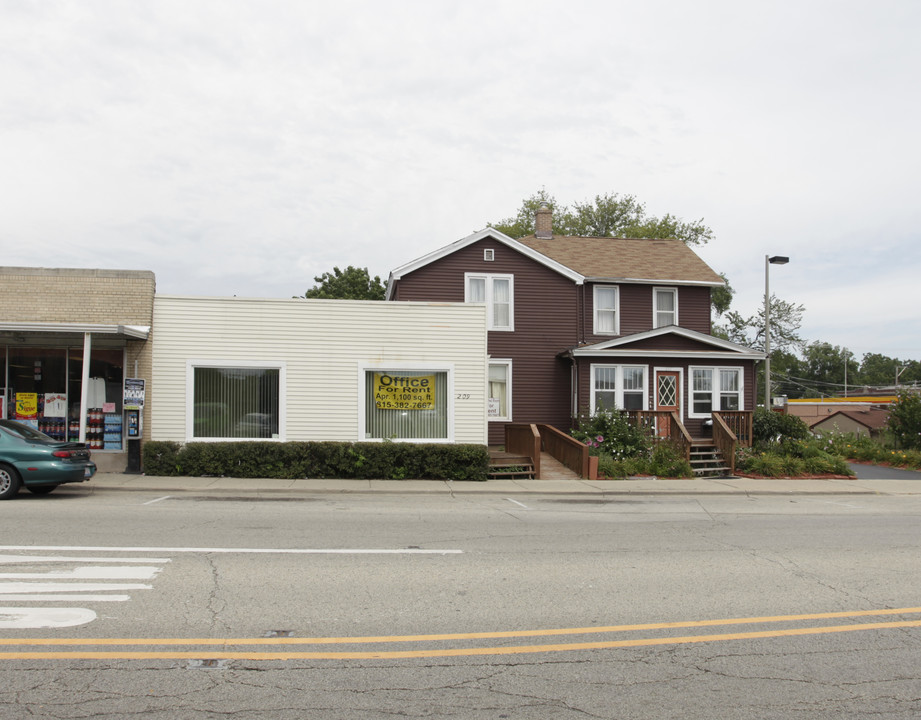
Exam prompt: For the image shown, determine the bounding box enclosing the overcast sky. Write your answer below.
[2,1,919,362]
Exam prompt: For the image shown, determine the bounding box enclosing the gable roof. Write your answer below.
[811,409,890,431]
[569,326,765,360]
[386,227,724,299]
[517,235,724,286]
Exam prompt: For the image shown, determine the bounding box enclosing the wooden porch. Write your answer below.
[490,411,753,480]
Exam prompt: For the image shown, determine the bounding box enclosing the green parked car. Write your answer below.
[0,419,96,500]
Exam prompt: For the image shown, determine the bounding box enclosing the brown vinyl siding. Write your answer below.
[391,238,580,444]
[584,283,713,341]
[575,356,758,437]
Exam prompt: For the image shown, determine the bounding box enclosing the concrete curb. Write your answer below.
[83,473,921,497]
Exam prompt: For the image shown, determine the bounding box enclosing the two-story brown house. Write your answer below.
[386,207,764,446]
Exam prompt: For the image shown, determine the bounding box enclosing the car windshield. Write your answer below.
[0,420,52,442]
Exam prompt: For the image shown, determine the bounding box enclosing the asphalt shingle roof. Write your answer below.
[516,235,724,285]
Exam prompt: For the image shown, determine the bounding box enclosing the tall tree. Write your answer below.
[488,190,713,246]
[298,266,387,300]
[716,295,805,353]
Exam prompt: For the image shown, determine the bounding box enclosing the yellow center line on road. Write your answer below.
[3,620,921,660]
[2,605,920,648]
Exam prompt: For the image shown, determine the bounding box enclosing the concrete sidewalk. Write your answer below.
[88,472,921,496]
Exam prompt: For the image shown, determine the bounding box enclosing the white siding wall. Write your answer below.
[151,296,488,444]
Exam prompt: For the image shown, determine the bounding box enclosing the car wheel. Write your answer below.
[26,485,57,495]
[0,464,22,500]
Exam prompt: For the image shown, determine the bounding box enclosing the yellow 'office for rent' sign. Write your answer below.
[374,373,436,410]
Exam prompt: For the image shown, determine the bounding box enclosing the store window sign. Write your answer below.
[374,373,436,410]
[44,393,67,418]
[16,393,38,419]
[124,379,145,410]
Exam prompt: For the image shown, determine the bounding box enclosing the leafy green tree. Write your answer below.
[858,353,921,387]
[711,272,734,319]
[488,190,713,246]
[799,342,857,390]
[489,189,722,315]
[716,295,805,353]
[888,391,921,449]
[298,266,387,301]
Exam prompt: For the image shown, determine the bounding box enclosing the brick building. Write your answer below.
[0,267,155,471]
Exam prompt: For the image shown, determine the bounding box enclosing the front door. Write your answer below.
[655,371,680,437]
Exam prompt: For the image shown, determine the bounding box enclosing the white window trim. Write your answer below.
[589,364,648,414]
[358,362,455,443]
[465,273,514,332]
[185,359,287,442]
[593,285,620,335]
[653,287,679,328]
[487,358,512,422]
[688,365,744,419]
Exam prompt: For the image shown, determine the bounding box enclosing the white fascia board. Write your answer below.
[573,349,766,361]
[584,276,725,287]
[0,322,150,340]
[385,227,584,300]
[572,326,765,358]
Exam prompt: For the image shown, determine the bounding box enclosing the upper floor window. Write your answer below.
[654,287,678,328]
[466,273,513,331]
[594,286,619,335]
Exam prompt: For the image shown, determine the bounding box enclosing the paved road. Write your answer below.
[848,461,921,480]
[2,488,920,718]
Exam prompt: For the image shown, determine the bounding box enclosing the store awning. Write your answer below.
[0,322,150,340]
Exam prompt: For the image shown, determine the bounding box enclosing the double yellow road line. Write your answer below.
[3,606,920,660]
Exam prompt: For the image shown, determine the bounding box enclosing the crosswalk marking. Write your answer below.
[0,552,170,629]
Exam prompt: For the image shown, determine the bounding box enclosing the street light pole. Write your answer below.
[764,255,789,409]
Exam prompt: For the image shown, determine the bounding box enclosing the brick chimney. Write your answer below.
[535,201,552,239]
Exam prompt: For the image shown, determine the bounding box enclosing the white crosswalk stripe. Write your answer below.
[0,552,170,629]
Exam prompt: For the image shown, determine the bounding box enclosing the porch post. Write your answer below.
[79,332,92,443]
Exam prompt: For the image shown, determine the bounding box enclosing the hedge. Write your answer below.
[142,440,489,481]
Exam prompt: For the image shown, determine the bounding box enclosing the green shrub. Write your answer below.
[752,408,809,449]
[887,391,921,450]
[647,443,694,477]
[741,451,785,477]
[142,441,489,481]
[572,410,651,459]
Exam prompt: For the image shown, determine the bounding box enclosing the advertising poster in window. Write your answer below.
[16,393,38,421]
[43,393,67,418]
[373,373,436,410]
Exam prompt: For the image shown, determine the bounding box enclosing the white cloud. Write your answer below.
[1,0,919,359]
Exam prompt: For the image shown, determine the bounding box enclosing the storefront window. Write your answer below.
[3,345,125,449]
[192,366,281,439]
[364,370,449,440]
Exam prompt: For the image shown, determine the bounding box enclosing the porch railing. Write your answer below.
[714,411,753,447]
[626,410,692,462]
[537,423,594,479]
[504,423,541,479]
[712,412,738,475]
